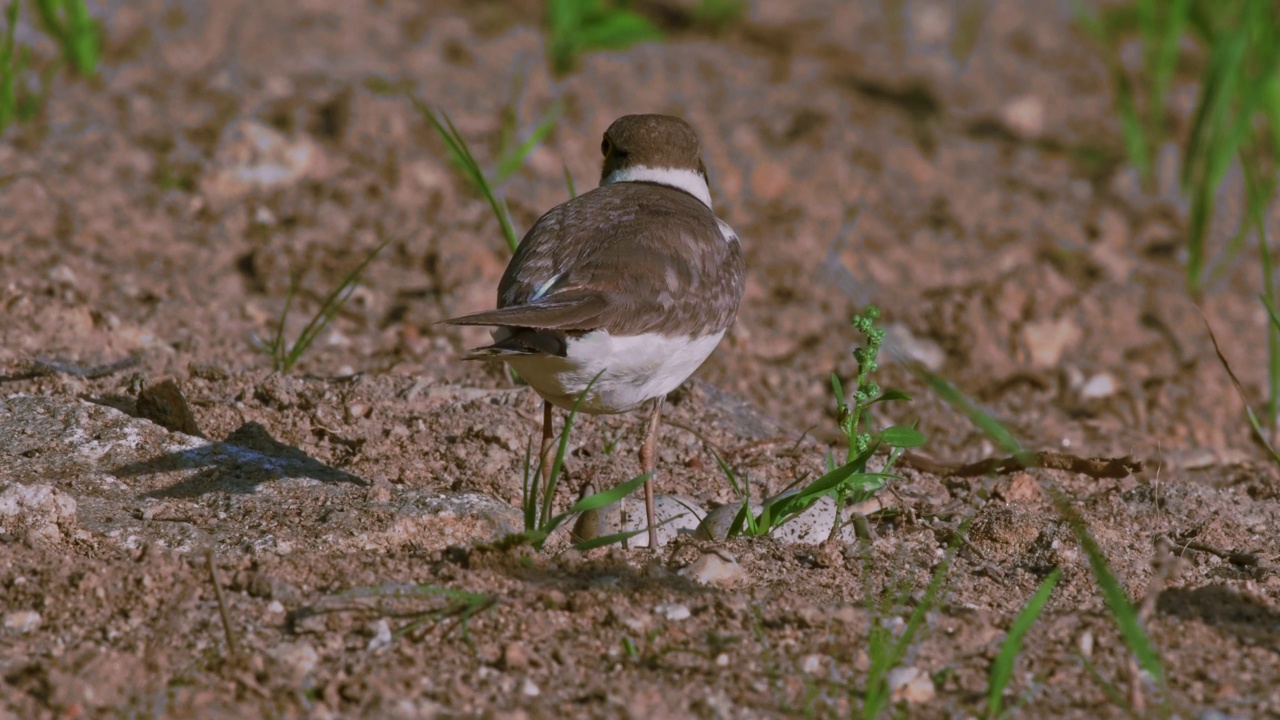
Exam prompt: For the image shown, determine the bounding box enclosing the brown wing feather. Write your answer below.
[471,182,744,338]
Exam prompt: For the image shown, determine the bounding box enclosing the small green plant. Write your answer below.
[546,0,663,76]
[264,237,391,373]
[411,94,560,255]
[857,521,967,718]
[690,0,746,32]
[411,97,520,253]
[918,368,1168,708]
[726,307,924,538]
[32,0,98,77]
[504,373,656,551]
[1077,1,1280,300]
[0,1,21,135]
[1,0,97,137]
[985,568,1062,719]
[334,584,496,644]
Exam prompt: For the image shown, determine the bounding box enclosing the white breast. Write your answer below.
[502,330,727,414]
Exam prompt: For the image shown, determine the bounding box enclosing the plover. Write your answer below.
[445,114,745,549]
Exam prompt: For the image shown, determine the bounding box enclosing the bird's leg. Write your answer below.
[539,400,555,490]
[638,396,664,549]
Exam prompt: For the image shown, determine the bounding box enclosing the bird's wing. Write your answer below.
[448,183,740,338]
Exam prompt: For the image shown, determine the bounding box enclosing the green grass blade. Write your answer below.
[271,271,299,372]
[538,372,603,528]
[1064,506,1165,685]
[878,425,926,448]
[565,471,653,515]
[915,368,1026,457]
[409,96,520,253]
[576,12,663,49]
[494,101,562,183]
[0,1,20,134]
[919,368,1167,691]
[985,568,1062,719]
[283,236,391,372]
[563,162,577,199]
[1245,157,1280,434]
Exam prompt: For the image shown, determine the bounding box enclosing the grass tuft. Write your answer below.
[32,0,98,77]
[726,307,923,538]
[916,365,1168,703]
[985,568,1062,719]
[0,1,20,135]
[410,96,520,253]
[858,520,967,718]
[265,237,391,374]
[506,372,658,551]
[1077,0,1280,299]
[546,0,663,76]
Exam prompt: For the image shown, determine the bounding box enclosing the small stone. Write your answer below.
[520,678,540,698]
[4,610,42,633]
[883,323,946,371]
[655,603,691,621]
[366,619,393,652]
[1079,372,1117,400]
[188,362,230,381]
[1003,95,1046,137]
[501,641,530,671]
[801,654,824,674]
[715,653,730,667]
[1079,631,1094,658]
[749,160,789,201]
[1022,317,1080,368]
[888,666,936,704]
[136,378,202,436]
[1002,473,1041,503]
[679,551,745,587]
[0,483,77,545]
[272,642,319,683]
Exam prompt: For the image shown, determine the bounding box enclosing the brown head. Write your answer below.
[598,114,712,207]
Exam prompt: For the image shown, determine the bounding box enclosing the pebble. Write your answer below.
[502,641,530,671]
[1079,372,1118,400]
[3,610,42,633]
[366,619,393,652]
[0,483,77,545]
[679,551,745,587]
[272,642,319,682]
[887,666,936,704]
[1022,317,1080,367]
[655,603,691,621]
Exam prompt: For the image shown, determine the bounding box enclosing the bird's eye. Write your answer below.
[601,136,613,156]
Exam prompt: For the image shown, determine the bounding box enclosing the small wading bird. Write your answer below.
[445,114,745,548]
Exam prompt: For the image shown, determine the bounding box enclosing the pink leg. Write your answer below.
[638,397,664,549]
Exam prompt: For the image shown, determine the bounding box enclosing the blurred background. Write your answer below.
[4,2,1280,717]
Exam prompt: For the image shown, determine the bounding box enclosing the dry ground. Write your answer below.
[2,0,1280,717]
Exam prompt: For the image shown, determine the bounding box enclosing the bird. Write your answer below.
[444,114,746,549]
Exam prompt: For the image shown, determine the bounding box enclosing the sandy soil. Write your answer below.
[3,0,1280,717]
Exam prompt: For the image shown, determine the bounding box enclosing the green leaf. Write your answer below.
[878,425,926,448]
[566,471,653,515]
[869,389,912,404]
[494,101,563,183]
[985,568,1061,718]
[409,96,519,253]
[577,12,663,50]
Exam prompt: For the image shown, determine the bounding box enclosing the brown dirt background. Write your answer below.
[3,0,1280,717]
